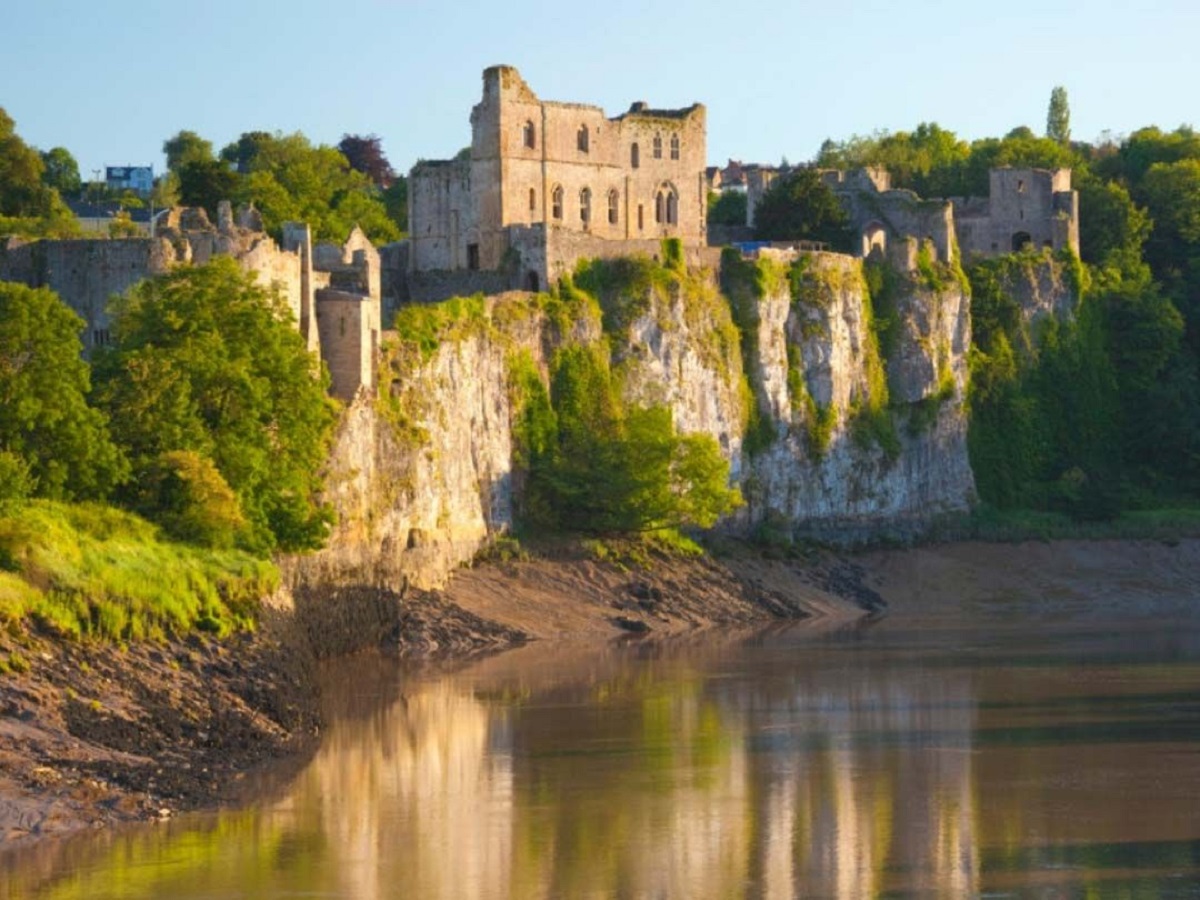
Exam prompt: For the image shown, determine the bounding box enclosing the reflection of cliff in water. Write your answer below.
[292,637,979,899]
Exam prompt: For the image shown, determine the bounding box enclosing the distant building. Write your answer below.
[106,166,153,196]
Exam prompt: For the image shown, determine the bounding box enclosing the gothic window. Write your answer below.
[631,143,640,169]
[552,185,563,220]
[653,134,662,159]
[670,134,680,160]
[655,191,664,224]
[529,187,536,213]
[607,189,619,225]
[577,125,589,153]
[580,187,592,225]
[666,190,678,225]
[524,120,536,150]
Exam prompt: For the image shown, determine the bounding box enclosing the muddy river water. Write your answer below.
[5,554,1200,898]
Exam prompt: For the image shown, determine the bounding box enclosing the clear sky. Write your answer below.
[4,0,1199,181]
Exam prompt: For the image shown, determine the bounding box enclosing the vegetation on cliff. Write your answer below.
[0,501,274,645]
[93,258,339,553]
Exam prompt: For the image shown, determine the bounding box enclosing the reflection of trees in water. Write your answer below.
[295,674,513,900]
[291,648,980,899]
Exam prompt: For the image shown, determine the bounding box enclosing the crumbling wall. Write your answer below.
[952,168,1079,258]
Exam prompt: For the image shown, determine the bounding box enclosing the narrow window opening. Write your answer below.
[523,120,536,150]
[670,134,680,160]
[631,143,640,169]
[577,125,589,153]
[607,189,619,225]
[580,187,591,226]
[653,134,662,159]
[529,187,536,213]
[666,191,678,225]
[1016,179,1025,193]
[638,204,644,230]
[467,243,480,270]
[552,186,563,220]
[655,191,664,224]
[526,271,540,292]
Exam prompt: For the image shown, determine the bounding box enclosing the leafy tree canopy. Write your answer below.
[0,108,78,237]
[93,258,339,553]
[337,134,396,188]
[0,281,126,500]
[163,130,214,173]
[40,147,81,196]
[707,190,747,227]
[1046,86,1071,145]
[514,344,741,535]
[754,167,853,250]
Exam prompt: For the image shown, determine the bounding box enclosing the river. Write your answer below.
[5,546,1200,898]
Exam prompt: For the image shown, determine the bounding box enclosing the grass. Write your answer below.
[0,500,278,643]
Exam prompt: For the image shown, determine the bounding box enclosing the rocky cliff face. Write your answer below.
[735,252,974,539]
[290,252,976,590]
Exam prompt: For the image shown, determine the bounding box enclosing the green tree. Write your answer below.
[518,345,741,534]
[1077,177,1151,271]
[382,175,408,234]
[0,108,78,237]
[0,281,126,500]
[163,130,214,173]
[177,159,240,218]
[707,190,747,227]
[228,131,400,243]
[753,168,853,250]
[40,147,81,196]
[94,258,339,553]
[1046,86,1071,145]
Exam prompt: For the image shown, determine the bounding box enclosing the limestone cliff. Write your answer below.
[290,252,976,590]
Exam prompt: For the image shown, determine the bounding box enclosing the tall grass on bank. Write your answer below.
[0,501,278,642]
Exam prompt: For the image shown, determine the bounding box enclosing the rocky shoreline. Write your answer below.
[0,546,882,844]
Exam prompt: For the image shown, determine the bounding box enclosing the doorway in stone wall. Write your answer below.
[1012,231,1032,252]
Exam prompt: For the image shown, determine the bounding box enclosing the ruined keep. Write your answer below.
[408,65,710,296]
[0,204,380,402]
[741,165,1079,268]
[950,168,1079,257]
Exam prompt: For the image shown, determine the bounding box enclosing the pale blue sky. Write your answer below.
[4,0,1198,180]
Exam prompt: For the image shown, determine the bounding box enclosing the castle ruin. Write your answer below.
[0,202,381,402]
[742,163,1080,267]
[407,65,713,298]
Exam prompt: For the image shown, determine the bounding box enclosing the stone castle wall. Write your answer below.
[952,168,1079,257]
[410,65,707,281]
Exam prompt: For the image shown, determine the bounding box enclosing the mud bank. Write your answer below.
[0,547,879,844]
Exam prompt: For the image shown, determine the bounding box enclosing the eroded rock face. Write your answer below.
[291,254,977,590]
[738,253,974,538]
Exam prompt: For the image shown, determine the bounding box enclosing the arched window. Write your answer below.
[670,134,680,160]
[666,190,678,225]
[552,186,563,220]
[655,191,664,224]
[580,187,591,225]
[577,125,589,153]
[631,143,640,169]
[637,204,644,230]
[529,187,536,213]
[653,134,662,159]
[607,189,619,225]
[523,120,536,150]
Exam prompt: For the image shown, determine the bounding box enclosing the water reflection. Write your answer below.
[7,617,1200,898]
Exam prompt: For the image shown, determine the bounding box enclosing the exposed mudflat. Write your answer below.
[0,607,317,843]
[7,538,1193,848]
